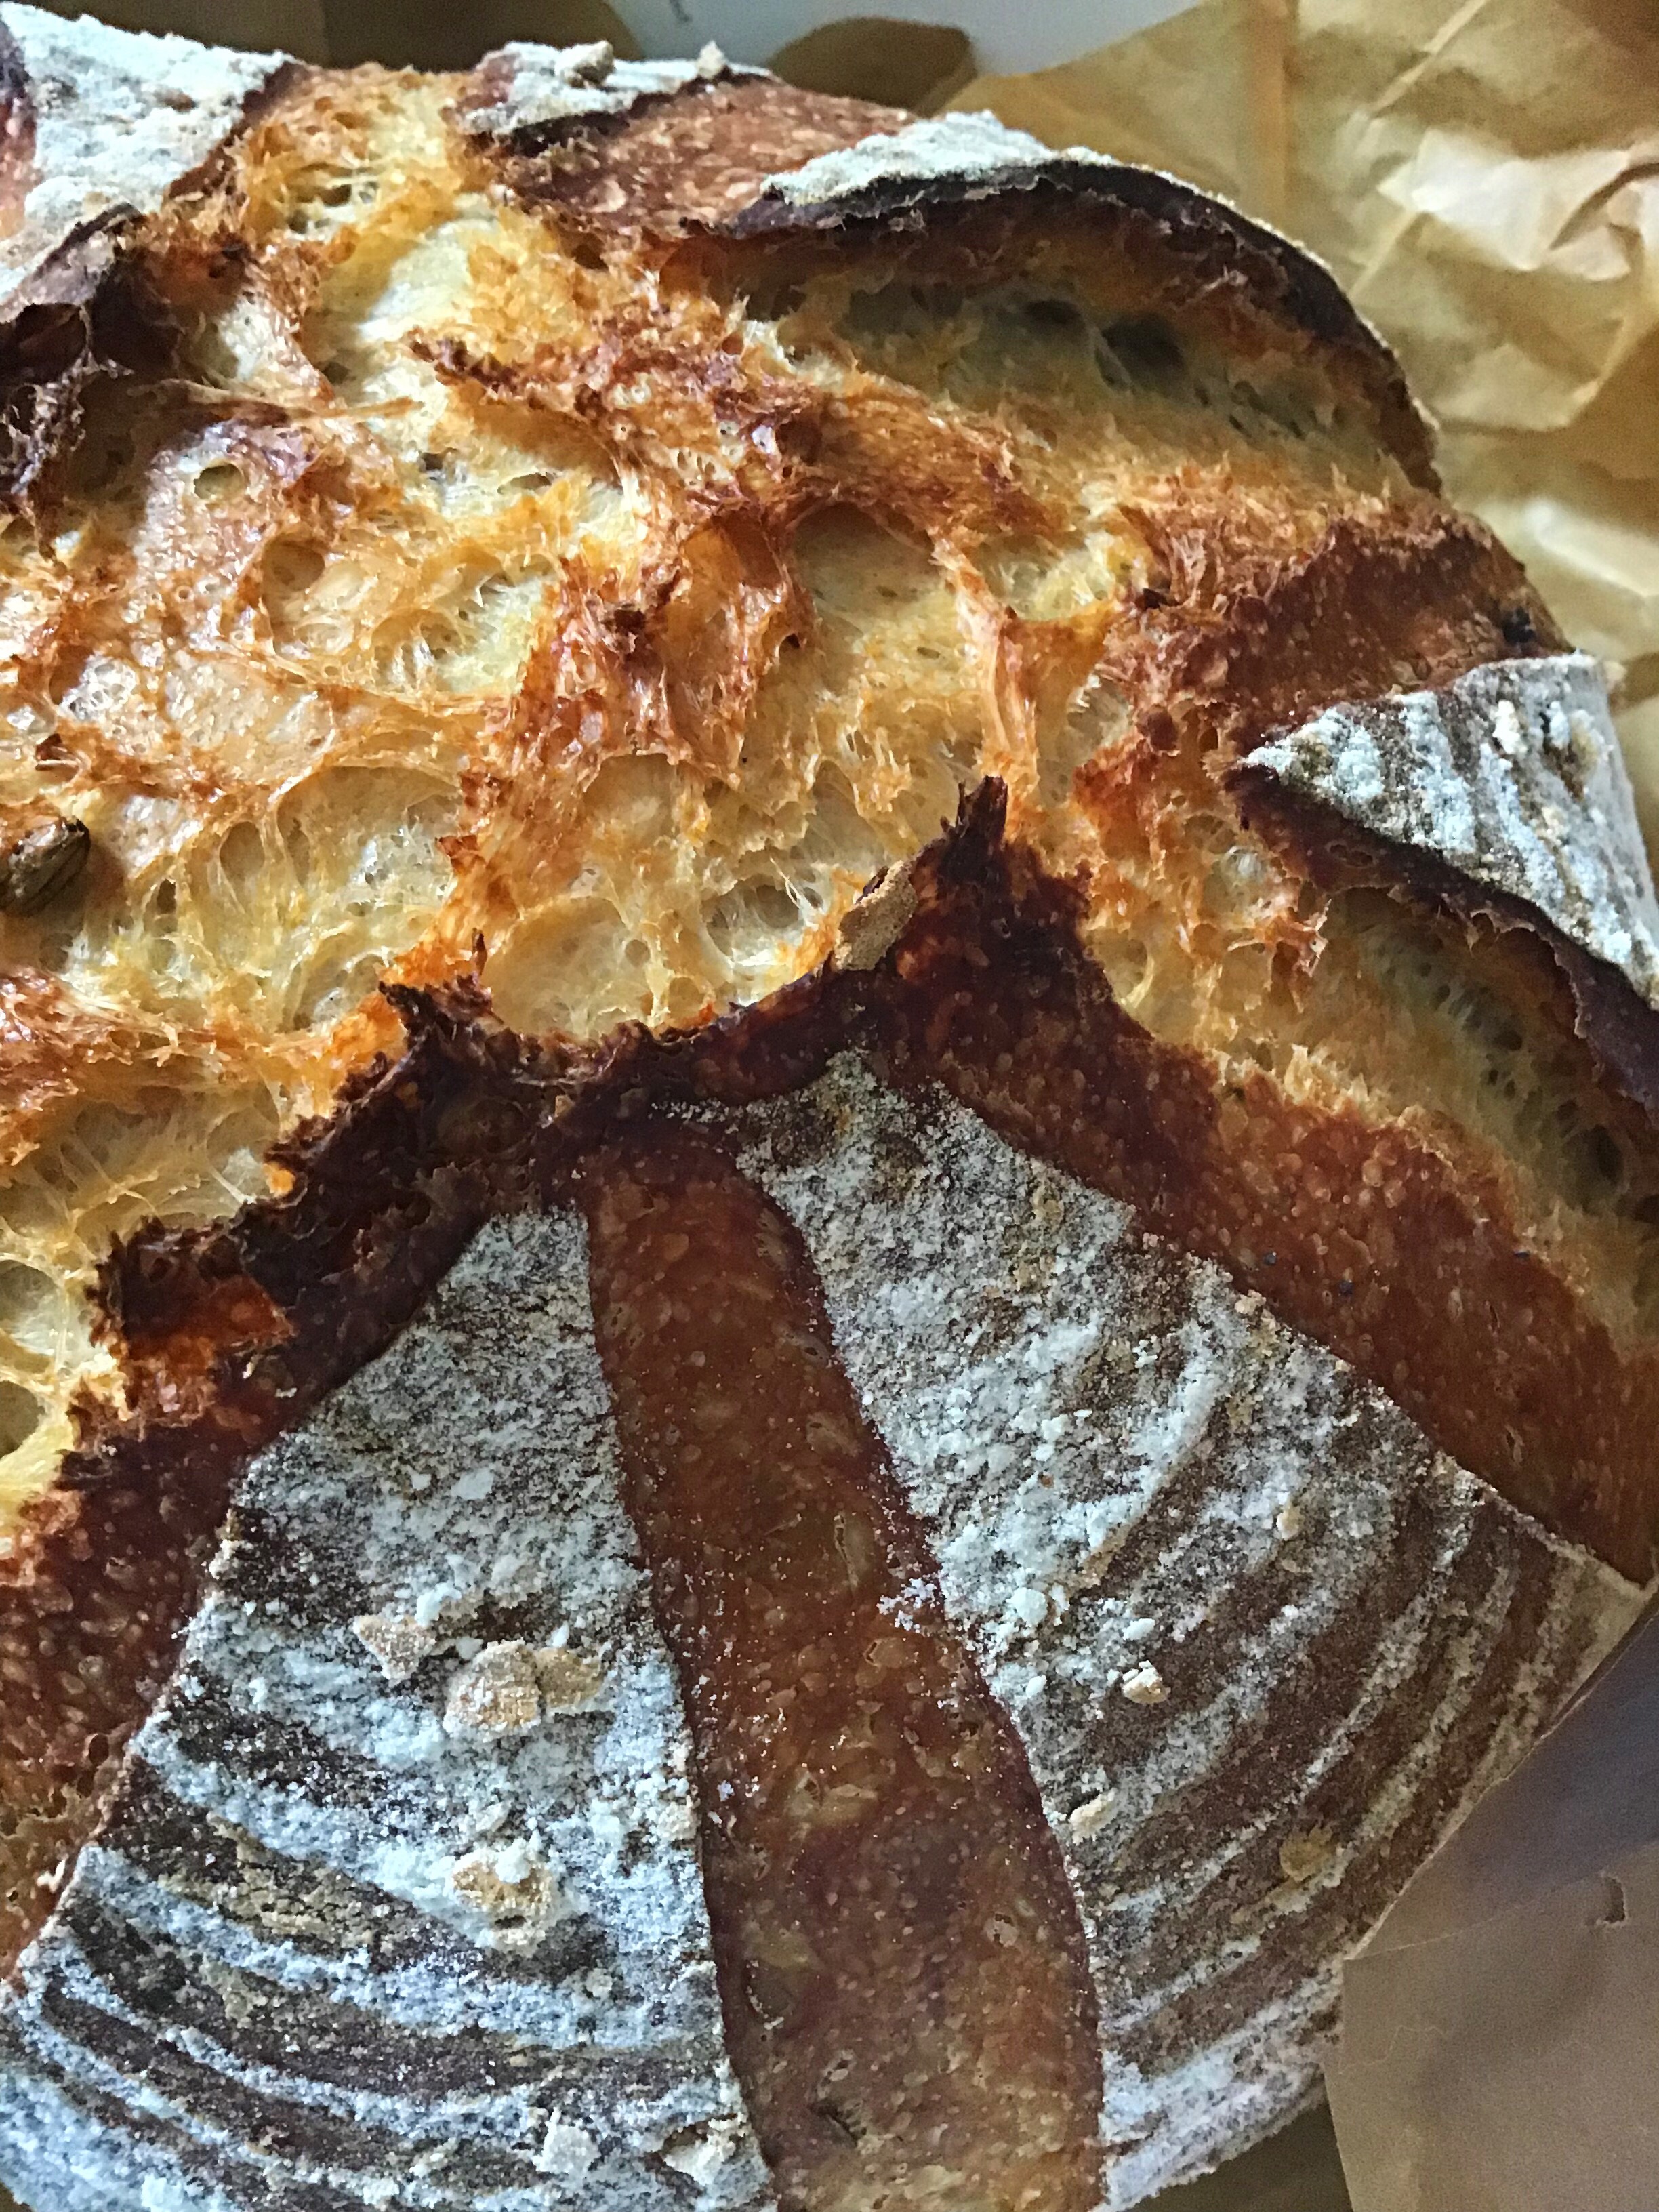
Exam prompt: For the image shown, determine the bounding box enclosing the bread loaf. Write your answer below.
[0,12,1652,2207]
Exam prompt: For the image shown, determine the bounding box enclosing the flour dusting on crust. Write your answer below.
[0,4,285,305]
[1249,653,1659,1004]
[456,39,743,144]
[0,1212,771,2212]
[761,111,1061,206]
[735,1057,1638,2203]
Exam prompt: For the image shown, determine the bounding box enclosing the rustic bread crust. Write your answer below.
[0,24,1656,2211]
[729,1056,1632,2199]
[455,43,888,237]
[727,114,1433,483]
[0,1038,1634,2211]
[1241,655,1659,1006]
[459,49,1432,485]
[874,790,1659,1581]
[1232,672,1659,1124]
[0,5,287,310]
[2,1208,773,2212]
[0,6,294,511]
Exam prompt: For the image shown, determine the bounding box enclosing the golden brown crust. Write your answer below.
[729,182,1434,491]
[0,44,1656,2051]
[460,54,1431,488]
[874,789,1659,1582]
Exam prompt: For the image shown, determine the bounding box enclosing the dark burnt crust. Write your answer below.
[0,212,152,512]
[1231,764,1659,1123]
[102,964,863,1379]
[100,981,552,1375]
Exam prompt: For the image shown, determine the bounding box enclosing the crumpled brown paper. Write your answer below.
[951,0,1659,852]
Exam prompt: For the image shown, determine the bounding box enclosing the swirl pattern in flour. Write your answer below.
[732,1056,1637,2203]
[0,1213,771,2212]
[0,1065,1639,2211]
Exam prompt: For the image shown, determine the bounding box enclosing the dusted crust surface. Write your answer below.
[0,1211,773,2212]
[583,1127,1105,2212]
[0,986,559,1969]
[0,5,287,309]
[0,1062,1635,2209]
[733,1057,1635,2200]
[1243,653,1659,1010]
[876,796,1659,1581]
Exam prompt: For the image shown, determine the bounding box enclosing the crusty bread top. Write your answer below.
[3,10,1659,1993]
[459,43,1433,485]
[1245,654,1659,1006]
[0,24,1476,1541]
[0,5,285,308]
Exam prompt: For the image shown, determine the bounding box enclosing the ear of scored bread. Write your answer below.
[1233,652,1659,1109]
[0,8,289,293]
[0,8,294,507]
[0,19,1656,2211]
[457,37,1435,483]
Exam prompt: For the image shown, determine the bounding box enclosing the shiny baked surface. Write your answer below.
[0,58,1429,1532]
